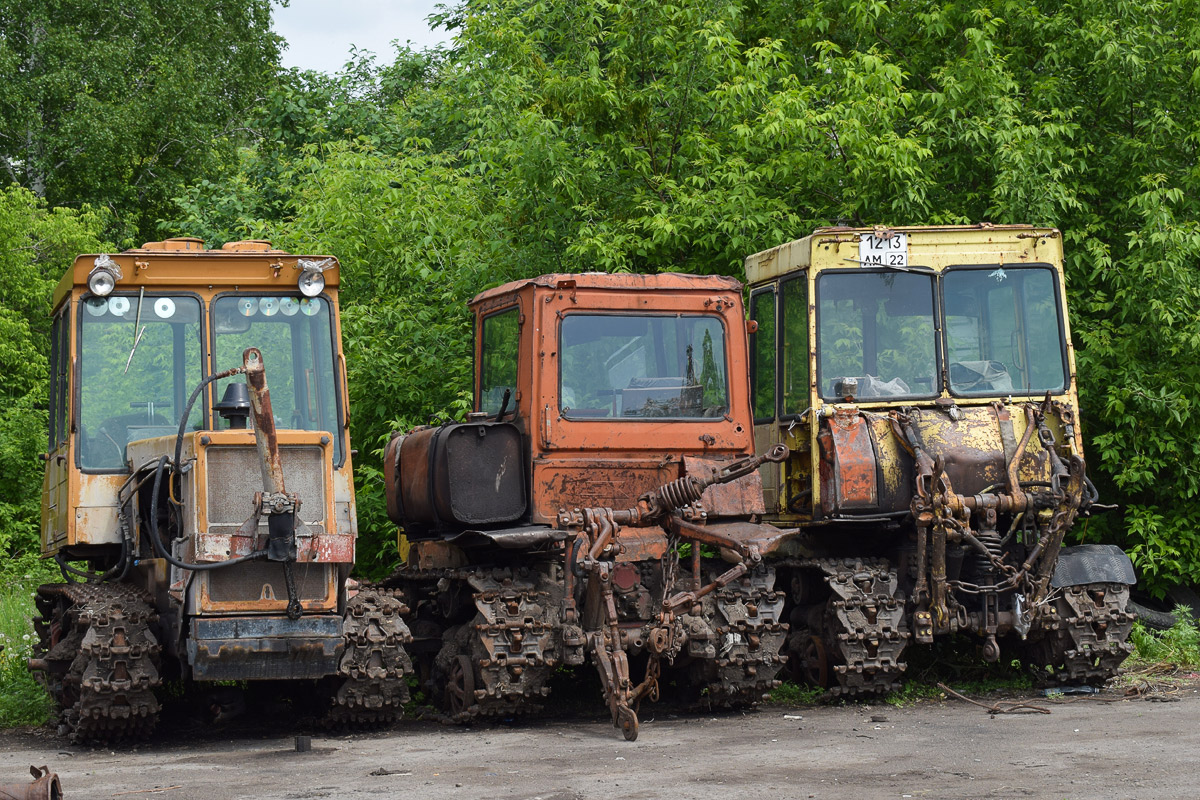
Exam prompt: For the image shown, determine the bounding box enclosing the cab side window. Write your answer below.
[479,307,519,414]
[749,290,776,421]
[781,277,810,414]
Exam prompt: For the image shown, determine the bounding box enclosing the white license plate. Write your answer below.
[858,232,908,267]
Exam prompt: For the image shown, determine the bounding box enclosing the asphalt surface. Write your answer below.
[2,687,1198,800]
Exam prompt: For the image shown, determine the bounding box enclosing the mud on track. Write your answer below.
[3,688,1199,800]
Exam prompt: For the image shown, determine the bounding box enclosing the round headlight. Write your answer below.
[298,269,325,297]
[88,268,116,297]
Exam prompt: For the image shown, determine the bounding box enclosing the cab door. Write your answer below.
[748,285,782,513]
[41,304,72,553]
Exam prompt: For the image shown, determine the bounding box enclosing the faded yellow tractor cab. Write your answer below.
[32,238,410,743]
[745,225,1136,694]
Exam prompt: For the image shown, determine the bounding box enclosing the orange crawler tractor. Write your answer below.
[30,239,409,742]
[382,273,798,740]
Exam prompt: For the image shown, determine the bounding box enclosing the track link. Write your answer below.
[34,583,161,743]
[1024,583,1135,687]
[328,587,413,727]
[703,565,788,706]
[820,560,909,696]
[436,571,558,721]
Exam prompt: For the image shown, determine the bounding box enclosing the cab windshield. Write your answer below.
[817,272,937,400]
[212,295,342,463]
[942,267,1067,395]
[813,266,1069,401]
[78,294,203,470]
[559,314,728,419]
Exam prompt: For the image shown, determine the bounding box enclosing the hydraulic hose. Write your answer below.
[172,366,246,491]
[55,547,125,583]
[147,455,266,571]
[56,461,166,582]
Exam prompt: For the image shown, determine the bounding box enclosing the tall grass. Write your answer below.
[0,565,53,727]
[1130,607,1200,667]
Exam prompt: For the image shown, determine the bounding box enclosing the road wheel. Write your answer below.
[445,654,476,717]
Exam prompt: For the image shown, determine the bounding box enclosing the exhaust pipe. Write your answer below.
[0,766,62,800]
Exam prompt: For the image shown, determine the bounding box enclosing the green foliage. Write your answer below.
[1130,611,1200,667]
[0,0,283,244]
[257,142,529,576]
[0,186,109,561]
[884,669,1033,706]
[165,48,451,246]
[884,680,943,707]
[0,569,53,727]
[768,681,824,706]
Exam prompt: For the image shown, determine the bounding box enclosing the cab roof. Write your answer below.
[470,272,742,307]
[744,224,1061,285]
[54,238,340,307]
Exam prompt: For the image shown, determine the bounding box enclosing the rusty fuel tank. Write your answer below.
[385,420,526,532]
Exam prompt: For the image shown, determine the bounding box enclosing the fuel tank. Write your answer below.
[384,421,527,534]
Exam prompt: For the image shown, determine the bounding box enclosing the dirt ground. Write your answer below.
[2,686,1198,800]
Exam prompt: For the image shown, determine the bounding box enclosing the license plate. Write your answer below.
[858,232,908,267]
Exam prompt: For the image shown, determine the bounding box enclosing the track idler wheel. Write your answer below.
[783,629,831,689]
[446,654,476,717]
[799,633,831,688]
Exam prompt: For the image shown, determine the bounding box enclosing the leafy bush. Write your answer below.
[0,187,109,566]
[1130,609,1200,667]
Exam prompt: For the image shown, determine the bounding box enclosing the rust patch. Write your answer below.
[683,456,767,516]
[818,409,878,513]
[532,459,679,524]
[411,540,469,570]
[243,347,285,493]
[613,527,669,562]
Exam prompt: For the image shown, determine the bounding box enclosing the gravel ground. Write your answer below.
[2,687,1198,800]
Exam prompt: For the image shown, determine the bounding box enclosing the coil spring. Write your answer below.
[975,530,1004,574]
[657,476,705,511]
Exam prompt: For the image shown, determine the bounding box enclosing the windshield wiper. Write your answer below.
[124,288,146,375]
[842,257,936,274]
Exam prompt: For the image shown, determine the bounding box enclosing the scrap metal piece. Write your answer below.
[0,766,62,800]
[1051,544,1137,588]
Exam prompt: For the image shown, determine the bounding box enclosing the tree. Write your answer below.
[0,0,282,244]
[0,186,109,562]
[165,47,452,246]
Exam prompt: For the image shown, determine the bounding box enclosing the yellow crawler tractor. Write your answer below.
[29,238,409,742]
[745,225,1136,693]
